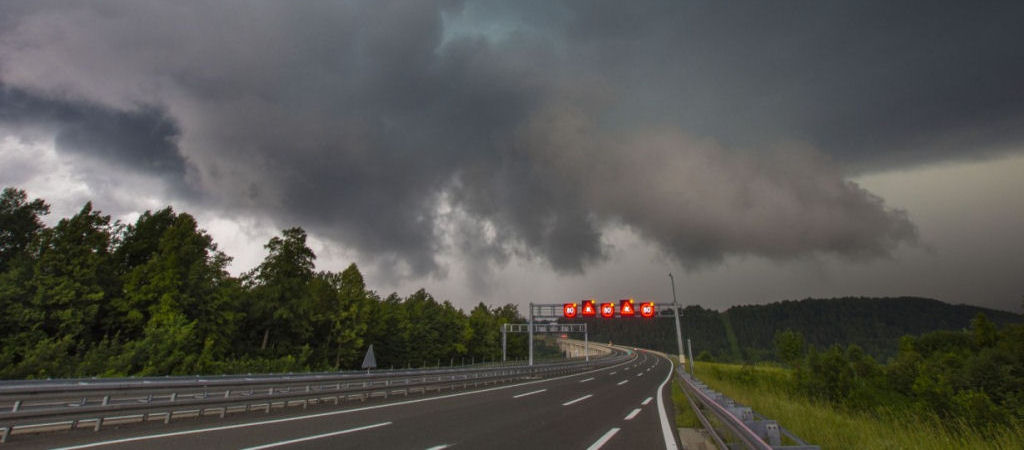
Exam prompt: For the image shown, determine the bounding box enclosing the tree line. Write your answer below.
[569,297,1021,363]
[0,187,529,379]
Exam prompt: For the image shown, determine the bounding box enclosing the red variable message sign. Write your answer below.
[581,300,597,317]
[600,302,615,318]
[620,299,635,317]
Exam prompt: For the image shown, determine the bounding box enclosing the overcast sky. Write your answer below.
[2,1,1022,314]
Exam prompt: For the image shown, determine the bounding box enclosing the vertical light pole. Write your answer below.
[669,273,685,370]
[528,302,534,366]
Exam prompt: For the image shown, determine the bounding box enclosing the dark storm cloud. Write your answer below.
[0,83,186,182]
[544,0,1024,170]
[6,0,1018,279]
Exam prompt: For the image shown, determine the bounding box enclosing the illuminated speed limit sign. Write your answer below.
[563,303,578,318]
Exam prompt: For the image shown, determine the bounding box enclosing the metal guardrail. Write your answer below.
[0,348,630,444]
[675,366,819,450]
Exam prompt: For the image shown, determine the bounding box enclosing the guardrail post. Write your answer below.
[170,392,177,402]
[2,426,9,444]
[12,400,21,412]
[102,395,110,406]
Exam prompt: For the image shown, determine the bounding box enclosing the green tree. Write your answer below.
[0,202,118,377]
[403,289,443,365]
[468,302,499,361]
[307,265,367,370]
[0,187,50,271]
[113,302,201,375]
[117,212,239,370]
[774,329,806,367]
[970,313,998,348]
[31,202,116,351]
[366,293,411,368]
[113,207,178,275]
[805,345,856,403]
[105,208,180,338]
[244,227,316,356]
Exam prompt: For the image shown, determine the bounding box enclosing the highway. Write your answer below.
[10,350,679,450]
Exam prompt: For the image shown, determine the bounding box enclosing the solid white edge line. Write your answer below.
[609,372,616,375]
[241,421,391,450]
[642,396,653,406]
[513,389,546,399]
[425,445,450,450]
[561,394,593,406]
[586,427,620,450]
[624,408,642,420]
[579,377,595,383]
[617,380,628,386]
[654,353,680,450]
[52,355,637,450]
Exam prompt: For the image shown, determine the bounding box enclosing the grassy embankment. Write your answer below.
[689,361,1024,449]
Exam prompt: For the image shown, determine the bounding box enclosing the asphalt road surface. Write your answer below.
[10,350,680,450]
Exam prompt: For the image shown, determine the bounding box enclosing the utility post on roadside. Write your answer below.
[669,273,686,372]
[528,302,534,366]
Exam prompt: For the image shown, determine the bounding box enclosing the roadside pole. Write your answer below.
[669,273,686,370]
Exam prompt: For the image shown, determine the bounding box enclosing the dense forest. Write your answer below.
[0,187,530,379]
[568,298,1020,363]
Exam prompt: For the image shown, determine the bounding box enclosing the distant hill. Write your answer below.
[565,297,1021,362]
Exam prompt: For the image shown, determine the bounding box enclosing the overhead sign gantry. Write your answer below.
[526,299,664,365]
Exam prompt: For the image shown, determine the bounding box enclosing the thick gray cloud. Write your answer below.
[4,0,1020,283]
[544,0,1024,170]
[0,83,185,181]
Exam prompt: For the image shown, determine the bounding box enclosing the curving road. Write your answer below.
[14,350,680,450]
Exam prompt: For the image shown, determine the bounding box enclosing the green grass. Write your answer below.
[666,355,701,428]
[671,377,701,428]
[693,362,1024,450]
